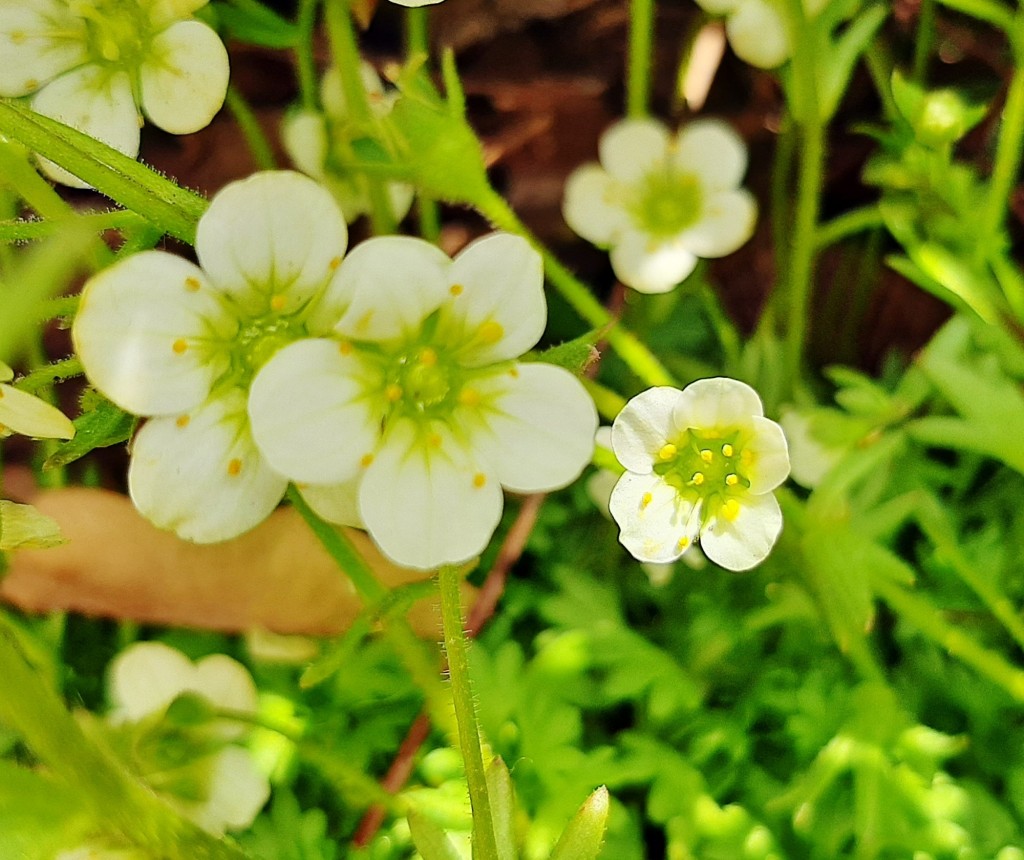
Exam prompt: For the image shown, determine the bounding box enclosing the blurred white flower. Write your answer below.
[563,118,756,294]
[608,378,789,571]
[73,171,350,542]
[249,232,597,570]
[778,407,844,488]
[0,360,75,439]
[0,0,229,187]
[694,0,827,69]
[389,0,444,6]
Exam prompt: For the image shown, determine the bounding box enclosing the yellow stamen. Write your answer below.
[640,492,653,509]
[175,415,190,429]
[385,384,403,402]
[725,473,739,486]
[722,499,741,521]
[473,473,487,488]
[449,283,464,296]
[458,388,481,407]
[700,448,713,463]
[691,472,705,486]
[478,320,504,344]
[419,347,438,366]
[360,453,374,468]
[339,341,353,355]
[509,367,519,378]
[184,277,201,292]
[722,443,734,457]
[427,432,442,448]
[270,294,287,312]
[172,338,188,354]
[227,458,242,477]
[676,536,690,552]
[329,256,342,271]
[658,443,677,461]
[25,78,38,91]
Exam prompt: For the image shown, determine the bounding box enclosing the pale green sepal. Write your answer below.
[523,327,607,376]
[0,99,207,244]
[485,757,518,860]
[818,5,888,121]
[407,809,465,860]
[548,786,609,860]
[0,501,65,552]
[0,384,75,439]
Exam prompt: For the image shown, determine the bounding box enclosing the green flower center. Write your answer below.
[630,169,704,238]
[654,428,751,523]
[72,0,153,67]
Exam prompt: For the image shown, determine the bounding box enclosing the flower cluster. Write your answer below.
[608,378,789,571]
[563,118,757,294]
[73,171,596,570]
[0,0,229,186]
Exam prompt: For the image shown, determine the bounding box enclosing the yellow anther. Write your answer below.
[473,472,487,488]
[25,78,38,92]
[722,443,734,457]
[725,473,739,486]
[427,432,442,448]
[722,499,741,521]
[270,294,287,312]
[458,388,481,407]
[184,277,201,292]
[700,448,713,463]
[641,492,653,509]
[676,536,690,552]
[339,341,353,355]
[10,31,25,44]
[449,283,464,296]
[478,320,504,344]
[172,338,188,354]
[419,347,438,366]
[329,256,342,271]
[385,383,403,402]
[227,458,242,477]
[360,453,375,468]
[0,389,4,399]
[691,472,705,486]
[509,367,519,378]
[658,443,677,461]
[175,415,190,429]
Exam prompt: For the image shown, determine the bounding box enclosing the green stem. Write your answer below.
[0,209,149,243]
[478,189,675,387]
[405,7,441,240]
[815,205,884,249]
[438,564,499,860]
[225,85,277,171]
[912,0,936,83]
[933,0,1015,32]
[296,0,322,110]
[627,0,655,117]
[982,25,1024,246]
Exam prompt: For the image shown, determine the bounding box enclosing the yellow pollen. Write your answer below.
[458,388,481,407]
[658,443,677,461]
[641,492,653,509]
[419,347,438,366]
[725,473,739,486]
[172,338,188,354]
[509,367,519,378]
[0,389,4,399]
[427,432,442,448]
[473,472,487,488]
[227,458,242,476]
[329,256,342,271]
[25,78,38,91]
[741,449,754,465]
[722,443,734,457]
[449,283,464,296]
[339,341,353,355]
[478,320,504,344]
[385,383,403,402]
[184,277,201,292]
[270,294,287,312]
[700,449,713,463]
[360,453,374,468]
[0,423,6,433]
[722,499,741,521]
[175,415,190,429]
[10,31,25,44]
[692,472,705,486]
[676,536,691,552]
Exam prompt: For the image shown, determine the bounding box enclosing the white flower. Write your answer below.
[694,0,827,69]
[73,171,351,542]
[563,118,757,294]
[608,378,789,571]
[0,0,229,187]
[389,0,444,6]
[248,232,598,570]
[283,62,414,225]
[0,360,75,439]
[107,641,270,835]
[778,407,844,488]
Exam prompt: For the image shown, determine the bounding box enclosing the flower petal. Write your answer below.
[108,641,196,722]
[248,338,379,485]
[139,20,229,135]
[0,384,75,439]
[333,236,450,341]
[192,654,259,716]
[297,474,363,527]
[0,0,87,97]
[779,408,841,489]
[610,230,698,294]
[727,0,791,69]
[195,171,348,315]
[609,472,700,563]
[128,392,287,543]
[562,164,629,246]
[31,67,139,188]
[611,386,688,473]
[599,118,671,183]
[700,491,782,570]
[470,363,597,492]
[73,251,229,416]
[673,119,748,191]
[359,418,503,570]
[281,109,328,179]
[672,377,764,431]
[441,233,546,365]
[678,188,757,258]
[693,0,742,13]
[744,415,790,493]
[389,0,445,6]
[187,747,269,835]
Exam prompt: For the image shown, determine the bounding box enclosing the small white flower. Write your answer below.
[694,0,827,69]
[389,0,444,6]
[608,378,789,571]
[282,62,414,224]
[778,407,844,488]
[248,232,598,570]
[0,0,229,187]
[73,171,351,542]
[0,360,75,439]
[107,641,270,835]
[563,118,757,294]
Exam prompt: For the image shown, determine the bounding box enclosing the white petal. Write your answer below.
[146,0,211,28]
[359,418,503,570]
[609,472,700,563]
[195,171,348,315]
[470,363,597,493]
[562,164,629,246]
[192,654,259,716]
[727,0,791,69]
[389,0,445,6]
[700,491,783,570]
[672,119,748,191]
[598,118,671,183]
[611,386,687,473]
[188,747,269,835]
[0,384,75,438]
[672,377,764,431]
[778,409,841,489]
[441,233,546,365]
[248,338,379,485]
[610,230,698,294]
[320,61,387,119]
[108,641,196,723]
[693,0,742,13]
[678,188,757,258]
[31,67,139,188]
[0,0,87,96]
[281,109,328,179]
[744,415,790,493]
[297,474,363,527]
[139,20,229,135]
[333,236,450,341]
[128,392,287,543]
[73,251,229,417]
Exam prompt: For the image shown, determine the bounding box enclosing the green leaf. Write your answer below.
[548,786,609,860]
[45,391,136,470]
[215,0,300,48]
[0,760,92,859]
[0,501,65,551]
[819,5,889,120]
[486,756,518,860]
[407,809,465,860]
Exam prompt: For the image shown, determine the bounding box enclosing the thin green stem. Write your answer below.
[405,7,441,240]
[296,0,321,110]
[912,0,936,83]
[0,209,149,243]
[982,25,1024,246]
[225,85,277,171]
[815,205,884,249]
[627,0,655,118]
[864,43,899,122]
[438,564,499,860]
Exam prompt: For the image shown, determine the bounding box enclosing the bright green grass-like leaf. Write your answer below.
[46,391,136,470]
[215,0,300,47]
[0,501,65,550]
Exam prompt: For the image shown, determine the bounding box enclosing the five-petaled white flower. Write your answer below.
[248,232,598,570]
[608,378,789,571]
[563,117,757,294]
[0,0,229,187]
[73,170,351,543]
[0,360,75,439]
[106,641,270,835]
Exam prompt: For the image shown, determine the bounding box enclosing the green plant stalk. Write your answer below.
[405,7,441,241]
[912,0,935,83]
[627,0,655,118]
[815,205,884,249]
[478,189,675,387]
[982,30,1024,253]
[225,85,277,171]
[296,0,321,109]
[438,563,500,860]
[0,209,149,243]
